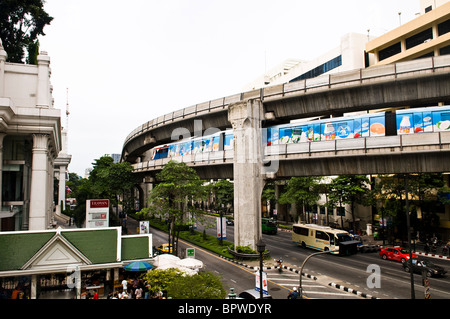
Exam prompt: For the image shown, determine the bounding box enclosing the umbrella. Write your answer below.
[124,260,153,271]
[177,258,203,269]
[153,254,180,267]
[157,264,197,276]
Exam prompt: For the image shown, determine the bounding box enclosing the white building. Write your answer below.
[243,33,373,91]
[0,40,70,231]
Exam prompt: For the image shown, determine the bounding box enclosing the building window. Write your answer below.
[289,55,342,82]
[425,6,433,13]
[440,45,450,56]
[405,28,433,50]
[379,42,401,61]
[438,18,450,36]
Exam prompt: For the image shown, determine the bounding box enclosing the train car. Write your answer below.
[267,112,386,146]
[149,105,450,162]
[150,130,234,161]
[396,105,450,135]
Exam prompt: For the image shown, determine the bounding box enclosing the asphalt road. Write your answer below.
[190,217,450,299]
[128,217,450,299]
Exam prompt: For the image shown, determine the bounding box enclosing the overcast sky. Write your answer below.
[38,0,420,176]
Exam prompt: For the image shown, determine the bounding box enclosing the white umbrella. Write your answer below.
[156,264,197,276]
[177,258,203,269]
[153,254,180,267]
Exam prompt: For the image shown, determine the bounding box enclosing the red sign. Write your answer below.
[89,200,109,208]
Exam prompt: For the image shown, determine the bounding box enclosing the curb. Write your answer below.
[220,256,382,299]
[414,251,450,260]
[219,255,318,280]
[328,282,379,299]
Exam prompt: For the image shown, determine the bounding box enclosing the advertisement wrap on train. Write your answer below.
[150,105,450,160]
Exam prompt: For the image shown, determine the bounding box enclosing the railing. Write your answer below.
[123,55,450,148]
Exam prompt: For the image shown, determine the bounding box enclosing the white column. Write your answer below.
[29,134,49,230]
[36,52,51,108]
[58,165,67,211]
[0,41,7,97]
[0,134,6,209]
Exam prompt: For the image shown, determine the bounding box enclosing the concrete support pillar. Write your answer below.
[29,134,49,230]
[228,99,264,251]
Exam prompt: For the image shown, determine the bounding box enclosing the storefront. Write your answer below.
[0,227,153,299]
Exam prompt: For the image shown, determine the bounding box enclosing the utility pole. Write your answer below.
[405,174,415,299]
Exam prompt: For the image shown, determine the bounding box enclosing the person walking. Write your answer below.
[287,287,299,299]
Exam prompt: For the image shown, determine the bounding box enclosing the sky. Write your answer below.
[38,0,421,177]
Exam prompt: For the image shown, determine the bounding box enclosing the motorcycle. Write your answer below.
[275,258,283,273]
[443,244,449,256]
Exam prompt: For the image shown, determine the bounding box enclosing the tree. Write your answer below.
[210,179,233,214]
[0,0,53,63]
[279,177,321,223]
[372,173,447,241]
[328,175,371,232]
[141,268,182,297]
[67,156,138,227]
[139,161,205,256]
[166,272,226,299]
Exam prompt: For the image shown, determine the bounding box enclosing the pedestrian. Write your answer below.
[93,290,99,299]
[287,287,299,299]
[135,286,143,299]
[144,281,150,299]
[121,278,128,292]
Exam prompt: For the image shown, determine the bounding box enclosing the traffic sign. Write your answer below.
[255,271,268,295]
[186,248,195,258]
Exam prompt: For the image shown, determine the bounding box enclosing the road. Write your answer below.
[194,217,450,299]
[128,216,450,299]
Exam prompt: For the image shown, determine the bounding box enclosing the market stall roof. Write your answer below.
[0,227,153,277]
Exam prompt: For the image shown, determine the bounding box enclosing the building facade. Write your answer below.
[243,33,373,91]
[0,40,70,231]
[366,1,450,65]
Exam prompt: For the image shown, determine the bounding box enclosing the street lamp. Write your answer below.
[256,239,266,299]
[299,249,338,299]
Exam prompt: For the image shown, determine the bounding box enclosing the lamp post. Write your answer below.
[299,249,338,299]
[256,239,266,299]
[404,174,415,299]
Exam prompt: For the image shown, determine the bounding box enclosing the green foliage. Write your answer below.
[142,269,226,299]
[279,176,322,222]
[139,161,205,255]
[235,245,257,254]
[166,272,226,299]
[327,175,371,231]
[141,268,183,296]
[65,156,138,226]
[0,0,53,63]
[208,179,234,213]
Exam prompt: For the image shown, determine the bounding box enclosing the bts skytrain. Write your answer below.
[151,105,450,160]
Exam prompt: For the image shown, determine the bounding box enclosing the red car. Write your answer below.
[379,247,417,263]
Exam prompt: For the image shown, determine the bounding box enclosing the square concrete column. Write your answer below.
[228,99,265,251]
[29,134,49,230]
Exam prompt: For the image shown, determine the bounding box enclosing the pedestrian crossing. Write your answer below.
[266,270,362,299]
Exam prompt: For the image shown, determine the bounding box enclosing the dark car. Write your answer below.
[403,258,447,277]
